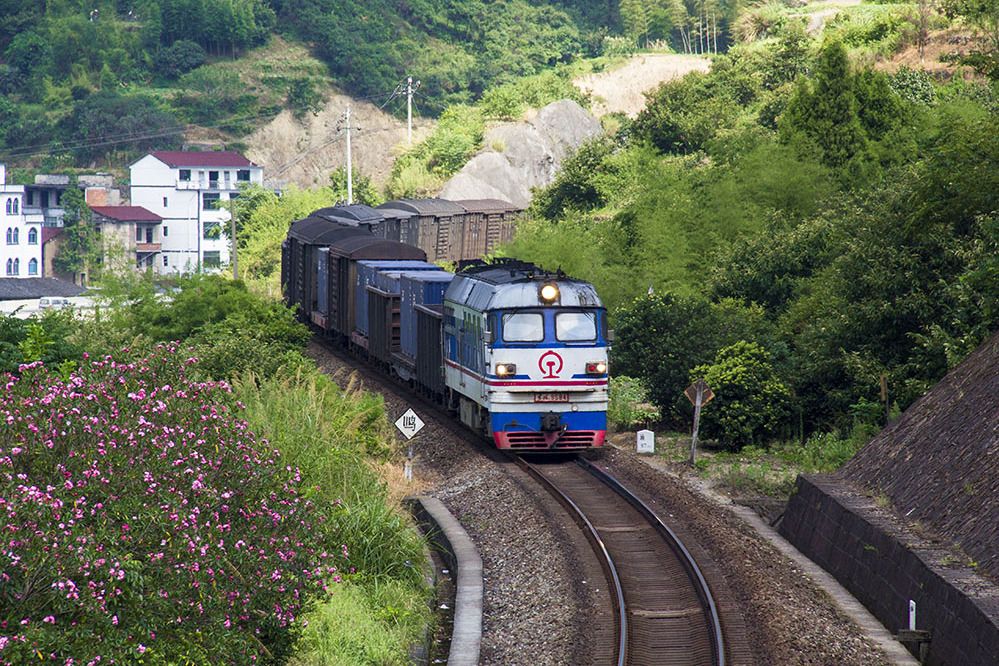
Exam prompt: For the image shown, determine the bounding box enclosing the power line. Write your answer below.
[0,86,410,160]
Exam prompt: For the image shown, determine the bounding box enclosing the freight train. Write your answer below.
[282,198,609,451]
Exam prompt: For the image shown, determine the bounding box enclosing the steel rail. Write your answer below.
[580,458,727,666]
[512,456,629,666]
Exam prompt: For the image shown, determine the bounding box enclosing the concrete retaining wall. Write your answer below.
[780,475,999,665]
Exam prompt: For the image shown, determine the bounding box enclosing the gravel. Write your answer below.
[308,342,896,665]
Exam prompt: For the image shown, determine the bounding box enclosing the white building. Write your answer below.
[129,151,263,274]
[1,164,44,279]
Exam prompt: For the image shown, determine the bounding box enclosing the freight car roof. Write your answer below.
[455,199,521,214]
[327,236,427,260]
[377,198,466,216]
[314,204,383,225]
[288,216,369,244]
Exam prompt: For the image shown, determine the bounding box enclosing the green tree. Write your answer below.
[329,167,380,206]
[155,39,206,78]
[941,0,999,79]
[780,40,868,169]
[691,341,791,449]
[620,0,650,45]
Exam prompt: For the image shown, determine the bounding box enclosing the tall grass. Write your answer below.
[231,366,432,663]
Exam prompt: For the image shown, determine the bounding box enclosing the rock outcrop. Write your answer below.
[439,100,602,208]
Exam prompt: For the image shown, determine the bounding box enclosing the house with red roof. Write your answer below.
[89,206,164,272]
[129,151,263,274]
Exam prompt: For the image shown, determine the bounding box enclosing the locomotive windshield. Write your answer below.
[556,311,597,341]
[502,312,544,342]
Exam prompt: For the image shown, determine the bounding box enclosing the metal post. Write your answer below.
[231,212,237,280]
[345,106,353,205]
[407,77,413,145]
[690,385,703,466]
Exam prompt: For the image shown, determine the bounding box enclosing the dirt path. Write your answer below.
[574,54,711,118]
[796,0,863,34]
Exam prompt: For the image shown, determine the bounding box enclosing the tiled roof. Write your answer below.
[149,151,258,168]
[0,278,87,301]
[41,228,63,244]
[90,206,162,222]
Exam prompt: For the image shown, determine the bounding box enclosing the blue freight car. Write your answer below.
[400,272,455,359]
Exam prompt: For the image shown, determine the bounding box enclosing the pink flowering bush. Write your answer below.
[0,344,343,665]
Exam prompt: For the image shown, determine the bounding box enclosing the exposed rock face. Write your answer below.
[439,100,601,208]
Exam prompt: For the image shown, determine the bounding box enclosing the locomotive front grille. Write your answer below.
[505,430,602,449]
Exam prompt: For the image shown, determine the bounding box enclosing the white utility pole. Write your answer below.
[407,77,413,145]
[345,105,353,205]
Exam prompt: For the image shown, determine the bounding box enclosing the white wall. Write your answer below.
[1,188,43,278]
[130,155,263,274]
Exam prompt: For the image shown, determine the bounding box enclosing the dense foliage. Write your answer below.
[1,276,432,663]
[0,345,340,664]
[508,32,999,446]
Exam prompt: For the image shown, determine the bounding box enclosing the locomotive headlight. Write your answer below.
[586,361,608,375]
[539,283,560,303]
[495,363,517,377]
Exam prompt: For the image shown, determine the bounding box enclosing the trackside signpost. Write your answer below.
[396,408,425,481]
[684,379,714,466]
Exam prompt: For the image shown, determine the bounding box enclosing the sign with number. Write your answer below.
[395,408,425,440]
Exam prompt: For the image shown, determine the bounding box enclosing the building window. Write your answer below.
[11,228,18,244]
[4,228,10,244]
[28,227,37,245]
[4,259,11,275]
[12,199,18,214]
[203,222,220,239]
[237,169,250,182]
[179,169,191,181]
[203,251,221,269]
[163,226,168,237]
[208,171,219,188]
[136,226,143,242]
[26,191,34,206]
[4,199,10,214]
[12,258,18,275]
[28,258,38,276]
[163,197,168,207]
[41,191,49,208]
[203,193,220,210]
[163,255,169,267]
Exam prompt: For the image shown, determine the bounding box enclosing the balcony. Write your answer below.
[175,179,236,191]
[135,243,162,253]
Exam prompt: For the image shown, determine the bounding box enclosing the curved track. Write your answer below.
[515,455,727,666]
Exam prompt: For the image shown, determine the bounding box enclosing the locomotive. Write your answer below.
[282,198,608,451]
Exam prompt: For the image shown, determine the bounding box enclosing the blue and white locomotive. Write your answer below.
[443,260,609,450]
[283,201,609,452]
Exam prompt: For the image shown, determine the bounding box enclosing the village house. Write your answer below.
[129,151,263,274]
[1,164,44,279]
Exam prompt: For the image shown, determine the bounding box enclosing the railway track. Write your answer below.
[311,339,736,664]
[514,454,727,666]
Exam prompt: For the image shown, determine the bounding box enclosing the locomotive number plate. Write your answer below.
[534,392,569,403]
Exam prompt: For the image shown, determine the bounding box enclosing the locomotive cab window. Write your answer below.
[556,311,598,341]
[502,312,544,342]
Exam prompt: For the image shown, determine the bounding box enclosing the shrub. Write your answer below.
[155,39,207,79]
[691,341,791,450]
[608,376,659,430]
[0,345,342,664]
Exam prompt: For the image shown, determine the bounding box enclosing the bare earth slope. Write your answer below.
[574,54,711,118]
[246,92,432,189]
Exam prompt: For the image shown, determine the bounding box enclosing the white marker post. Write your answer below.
[637,429,655,454]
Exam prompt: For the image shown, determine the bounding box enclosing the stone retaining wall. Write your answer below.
[780,475,999,665]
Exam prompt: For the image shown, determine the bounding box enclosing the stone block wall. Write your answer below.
[780,475,999,665]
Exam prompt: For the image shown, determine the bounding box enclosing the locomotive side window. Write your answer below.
[556,312,597,341]
[502,313,543,342]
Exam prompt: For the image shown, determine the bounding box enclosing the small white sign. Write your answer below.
[637,429,655,453]
[395,408,425,440]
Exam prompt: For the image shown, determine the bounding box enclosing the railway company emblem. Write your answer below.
[538,350,564,379]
